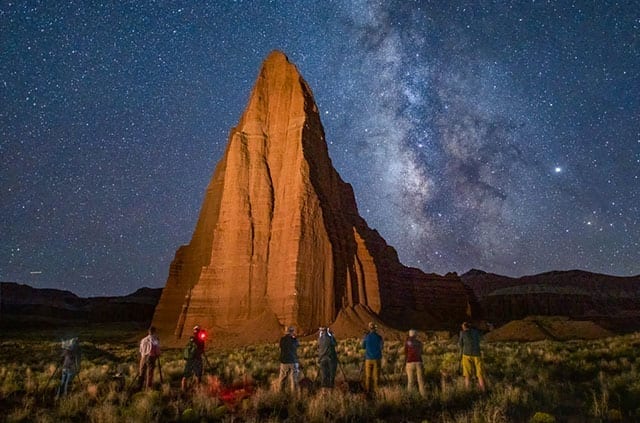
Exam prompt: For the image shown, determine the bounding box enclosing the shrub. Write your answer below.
[127,390,162,421]
[57,392,89,420]
[88,403,120,423]
[607,409,622,422]
[529,411,556,423]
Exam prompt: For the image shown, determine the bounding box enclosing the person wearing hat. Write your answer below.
[404,329,426,397]
[56,337,80,398]
[318,327,338,389]
[181,325,206,391]
[459,321,486,391]
[361,322,383,394]
[277,326,300,393]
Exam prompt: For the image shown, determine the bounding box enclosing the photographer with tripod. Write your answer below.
[181,325,207,391]
[138,326,161,390]
[55,337,81,399]
[318,327,338,390]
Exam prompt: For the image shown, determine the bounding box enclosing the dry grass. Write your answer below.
[0,330,639,421]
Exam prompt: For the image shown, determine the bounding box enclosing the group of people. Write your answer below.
[275,322,390,395]
[52,324,206,397]
[277,321,486,396]
[53,320,485,396]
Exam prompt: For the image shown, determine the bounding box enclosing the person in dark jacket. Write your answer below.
[277,326,300,392]
[181,325,206,391]
[361,322,383,393]
[404,329,426,396]
[318,327,338,389]
[459,321,486,391]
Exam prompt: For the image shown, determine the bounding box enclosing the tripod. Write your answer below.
[41,361,61,400]
[157,356,164,384]
[140,355,163,388]
[202,352,212,374]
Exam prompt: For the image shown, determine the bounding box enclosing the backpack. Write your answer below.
[183,338,197,360]
[149,338,160,357]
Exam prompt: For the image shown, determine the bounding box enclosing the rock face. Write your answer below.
[461,269,640,332]
[152,51,474,346]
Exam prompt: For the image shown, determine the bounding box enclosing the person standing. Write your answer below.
[361,322,383,394]
[318,327,338,389]
[138,326,161,389]
[182,325,206,391]
[404,329,426,397]
[459,321,486,391]
[277,326,300,393]
[56,337,80,398]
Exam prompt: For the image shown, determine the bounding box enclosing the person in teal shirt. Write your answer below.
[458,321,486,391]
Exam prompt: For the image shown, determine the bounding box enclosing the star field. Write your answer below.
[1,1,638,297]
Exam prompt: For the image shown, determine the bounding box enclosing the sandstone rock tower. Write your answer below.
[152,51,474,346]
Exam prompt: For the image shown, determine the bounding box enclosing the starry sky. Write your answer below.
[2,1,638,297]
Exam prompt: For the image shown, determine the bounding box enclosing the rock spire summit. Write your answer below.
[152,51,474,346]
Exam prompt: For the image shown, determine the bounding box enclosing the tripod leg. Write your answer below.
[42,362,61,400]
[157,357,164,384]
[337,360,349,381]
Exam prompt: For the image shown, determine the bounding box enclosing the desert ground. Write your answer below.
[1,322,639,422]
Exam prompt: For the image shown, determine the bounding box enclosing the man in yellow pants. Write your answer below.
[458,321,486,391]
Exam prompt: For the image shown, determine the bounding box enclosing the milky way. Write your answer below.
[1,1,638,296]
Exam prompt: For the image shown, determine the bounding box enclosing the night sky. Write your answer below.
[2,1,638,297]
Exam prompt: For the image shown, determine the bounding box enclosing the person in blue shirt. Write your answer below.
[361,322,383,393]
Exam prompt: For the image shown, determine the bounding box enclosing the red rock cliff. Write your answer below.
[152,51,474,346]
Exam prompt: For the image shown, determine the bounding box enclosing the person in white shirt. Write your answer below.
[138,326,160,389]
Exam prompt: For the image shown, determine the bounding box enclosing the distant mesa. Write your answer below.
[0,282,161,328]
[151,51,476,346]
[461,269,640,333]
[2,266,638,342]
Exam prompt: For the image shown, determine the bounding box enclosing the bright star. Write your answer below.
[554,166,562,173]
